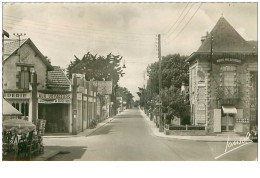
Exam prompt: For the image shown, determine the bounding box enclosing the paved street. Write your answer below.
[44,109,257,161]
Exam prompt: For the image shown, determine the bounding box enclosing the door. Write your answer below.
[221,114,234,131]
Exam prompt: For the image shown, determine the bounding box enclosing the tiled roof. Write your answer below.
[47,66,71,88]
[3,39,27,60]
[3,38,53,70]
[197,17,256,53]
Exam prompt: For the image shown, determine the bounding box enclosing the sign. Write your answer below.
[88,97,93,102]
[216,58,241,64]
[38,93,71,99]
[197,103,206,124]
[38,93,71,103]
[83,96,88,101]
[4,93,31,99]
[38,99,70,103]
[77,93,82,100]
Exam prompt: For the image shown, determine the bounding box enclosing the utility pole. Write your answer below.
[157,34,163,132]
[210,34,213,71]
[13,33,26,62]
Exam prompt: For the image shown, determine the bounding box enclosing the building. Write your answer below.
[3,38,53,123]
[93,81,113,121]
[38,66,72,133]
[186,17,257,134]
[71,75,98,134]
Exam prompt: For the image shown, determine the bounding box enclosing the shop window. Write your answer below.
[15,103,19,111]
[21,103,25,115]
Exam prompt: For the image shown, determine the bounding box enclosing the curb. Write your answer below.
[82,117,115,137]
[140,109,251,142]
[43,117,116,138]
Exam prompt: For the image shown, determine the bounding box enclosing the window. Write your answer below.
[190,67,196,93]
[17,65,32,89]
[221,65,237,87]
[223,72,236,86]
[11,101,29,116]
[20,70,30,89]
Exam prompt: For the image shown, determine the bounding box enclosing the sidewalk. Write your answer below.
[34,114,117,160]
[31,148,60,161]
[140,109,252,142]
[43,116,115,138]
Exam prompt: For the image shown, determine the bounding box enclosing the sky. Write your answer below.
[2,2,257,99]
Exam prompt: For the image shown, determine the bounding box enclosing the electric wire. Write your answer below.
[170,3,203,41]
[163,3,189,35]
[164,3,194,40]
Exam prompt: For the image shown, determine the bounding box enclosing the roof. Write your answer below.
[2,99,22,116]
[47,66,71,88]
[186,17,257,62]
[3,38,53,70]
[3,39,27,60]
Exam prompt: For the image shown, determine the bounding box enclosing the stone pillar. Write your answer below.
[31,71,38,125]
[72,75,78,135]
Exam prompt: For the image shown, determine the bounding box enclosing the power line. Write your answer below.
[164,3,189,35]
[170,3,203,41]
[3,24,156,46]
[3,20,155,44]
[164,3,194,40]
[3,14,155,37]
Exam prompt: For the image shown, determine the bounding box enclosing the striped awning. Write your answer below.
[222,105,237,114]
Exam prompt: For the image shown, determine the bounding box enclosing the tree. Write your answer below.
[139,53,190,124]
[67,52,124,84]
[116,86,134,109]
[67,52,125,116]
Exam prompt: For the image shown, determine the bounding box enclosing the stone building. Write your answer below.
[186,17,257,134]
[3,38,53,123]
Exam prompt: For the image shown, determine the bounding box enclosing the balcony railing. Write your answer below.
[216,86,240,99]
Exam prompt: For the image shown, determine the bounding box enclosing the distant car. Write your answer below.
[250,126,258,142]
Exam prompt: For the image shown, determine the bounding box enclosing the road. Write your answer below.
[45,109,257,161]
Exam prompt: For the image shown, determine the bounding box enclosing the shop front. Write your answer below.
[4,92,31,121]
[38,92,72,133]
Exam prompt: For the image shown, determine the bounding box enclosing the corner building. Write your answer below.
[186,17,257,134]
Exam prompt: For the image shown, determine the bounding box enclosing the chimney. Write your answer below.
[201,31,209,44]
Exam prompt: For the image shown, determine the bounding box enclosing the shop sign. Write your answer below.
[38,93,71,103]
[38,93,71,99]
[4,93,30,99]
[216,58,241,64]
[38,98,71,103]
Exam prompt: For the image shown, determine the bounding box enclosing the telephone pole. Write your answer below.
[13,33,26,62]
[157,34,163,131]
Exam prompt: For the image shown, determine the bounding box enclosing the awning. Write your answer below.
[2,99,22,116]
[222,105,237,114]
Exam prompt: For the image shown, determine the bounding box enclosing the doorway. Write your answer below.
[221,114,234,132]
